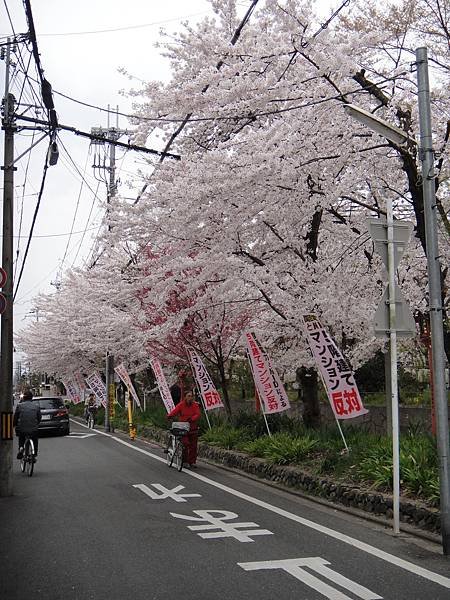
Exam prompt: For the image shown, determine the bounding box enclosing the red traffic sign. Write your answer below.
[0,293,6,315]
[0,267,6,289]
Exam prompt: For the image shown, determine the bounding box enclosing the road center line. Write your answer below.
[70,419,450,589]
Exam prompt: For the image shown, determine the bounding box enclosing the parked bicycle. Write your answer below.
[166,421,190,472]
[19,434,36,477]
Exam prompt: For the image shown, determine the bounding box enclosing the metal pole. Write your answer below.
[0,39,15,497]
[105,353,114,432]
[416,46,450,555]
[384,345,393,435]
[316,368,348,451]
[387,197,400,535]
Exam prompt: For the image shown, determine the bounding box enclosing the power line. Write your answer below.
[14,129,36,281]
[60,150,90,268]
[35,11,209,36]
[16,114,181,159]
[71,183,101,267]
[1,226,99,239]
[57,135,99,196]
[13,157,49,301]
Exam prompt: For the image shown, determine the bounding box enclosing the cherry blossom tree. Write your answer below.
[18,0,449,427]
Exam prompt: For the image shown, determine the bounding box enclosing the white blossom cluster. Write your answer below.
[17,0,449,381]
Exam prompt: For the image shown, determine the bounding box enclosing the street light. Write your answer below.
[343,103,416,146]
[344,47,450,556]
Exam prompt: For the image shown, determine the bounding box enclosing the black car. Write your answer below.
[32,397,70,436]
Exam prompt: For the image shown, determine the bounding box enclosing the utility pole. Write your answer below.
[416,46,450,556]
[0,39,16,497]
[105,353,115,432]
[91,107,127,212]
[91,109,124,431]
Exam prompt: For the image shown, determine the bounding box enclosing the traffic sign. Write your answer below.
[373,284,416,338]
[367,218,413,271]
[368,216,416,338]
[0,293,6,315]
[0,267,6,288]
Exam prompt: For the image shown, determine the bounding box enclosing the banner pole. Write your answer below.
[187,353,212,430]
[246,349,271,437]
[316,368,348,452]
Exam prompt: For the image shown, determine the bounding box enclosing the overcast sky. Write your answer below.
[0,0,219,338]
[0,0,333,365]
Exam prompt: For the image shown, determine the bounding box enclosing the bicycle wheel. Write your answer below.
[88,414,94,429]
[166,436,174,467]
[20,449,26,473]
[25,439,35,477]
[174,440,184,472]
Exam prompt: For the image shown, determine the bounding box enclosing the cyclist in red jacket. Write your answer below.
[167,390,201,467]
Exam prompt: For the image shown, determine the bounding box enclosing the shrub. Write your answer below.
[244,432,318,465]
[201,425,250,450]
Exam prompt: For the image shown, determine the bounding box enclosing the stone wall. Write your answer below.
[224,397,445,435]
[135,423,440,535]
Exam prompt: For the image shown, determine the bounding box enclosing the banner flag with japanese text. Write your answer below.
[244,331,290,414]
[302,314,368,420]
[63,379,81,404]
[114,363,142,410]
[74,370,86,393]
[85,371,107,408]
[149,357,175,413]
[187,349,224,410]
[73,370,87,402]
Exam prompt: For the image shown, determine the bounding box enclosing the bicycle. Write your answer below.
[86,409,96,429]
[166,421,190,472]
[19,435,36,477]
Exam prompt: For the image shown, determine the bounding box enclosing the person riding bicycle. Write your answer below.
[13,390,41,461]
[167,389,201,468]
[85,393,98,424]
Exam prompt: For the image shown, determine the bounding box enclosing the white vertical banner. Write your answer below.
[149,357,175,413]
[244,331,290,414]
[302,314,368,420]
[63,379,81,404]
[114,363,142,410]
[187,349,224,410]
[85,371,107,408]
[74,370,87,401]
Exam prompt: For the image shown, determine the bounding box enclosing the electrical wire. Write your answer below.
[56,135,99,196]
[1,1,44,114]
[1,226,99,239]
[60,150,90,268]
[71,183,101,268]
[13,157,49,301]
[36,11,209,36]
[14,129,36,281]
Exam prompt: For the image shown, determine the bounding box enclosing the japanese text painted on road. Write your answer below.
[170,509,273,542]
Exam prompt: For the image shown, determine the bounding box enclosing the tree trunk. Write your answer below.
[296,366,321,428]
[217,359,232,420]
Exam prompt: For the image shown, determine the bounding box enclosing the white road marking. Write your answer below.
[238,557,382,600]
[67,432,97,439]
[70,419,450,589]
[133,483,201,502]
[170,509,273,542]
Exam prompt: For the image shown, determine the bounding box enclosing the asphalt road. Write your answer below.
[1,419,449,600]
